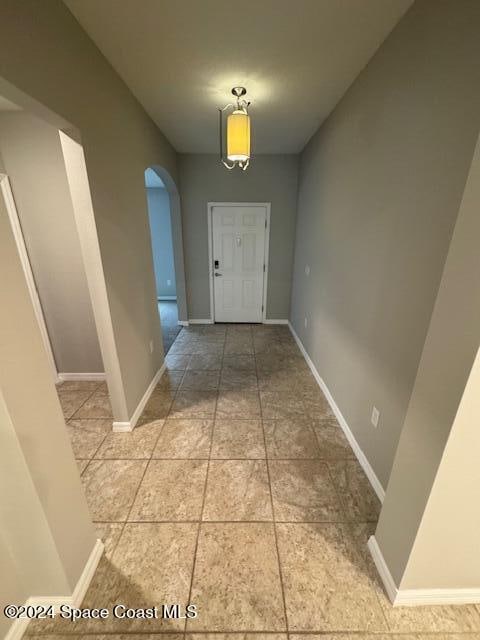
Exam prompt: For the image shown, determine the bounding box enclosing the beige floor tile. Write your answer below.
[169,390,217,418]
[95,522,124,559]
[260,391,305,419]
[76,459,89,474]
[313,419,354,458]
[82,459,147,521]
[222,355,256,370]
[378,597,480,633]
[301,388,336,419]
[190,342,224,355]
[187,353,223,370]
[153,418,213,458]
[180,370,220,390]
[276,522,387,632]
[73,389,113,419]
[226,324,253,335]
[56,380,100,393]
[166,353,191,369]
[289,636,446,640]
[219,368,258,390]
[169,341,196,355]
[257,369,299,392]
[33,524,198,633]
[270,460,343,522]
[211,419,265,458]
[139,390,175,424]
[57,389,92,419]
[67,419,110,458]
[129,459,207,521]
[256,354,306,373]
[328,460,381,521]
[224,337,254,355]
[156,370,185,391]
[187,635,287,640]
[95,421,163,459]
[216,390,261,419]
[264,419,320,458]
[203,460,272,521]
[188,523,286,631]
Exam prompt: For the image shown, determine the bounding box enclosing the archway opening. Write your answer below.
[144,165,188,353]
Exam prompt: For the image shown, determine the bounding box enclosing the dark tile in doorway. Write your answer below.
[158,300,181,354]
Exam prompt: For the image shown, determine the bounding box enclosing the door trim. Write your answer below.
[1,173,59,382]
[207,202,271,323]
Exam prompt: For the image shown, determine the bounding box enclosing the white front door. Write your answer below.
[211,204,267,323]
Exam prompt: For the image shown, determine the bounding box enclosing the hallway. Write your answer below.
[158,300,181,354]
[43,324,480,636]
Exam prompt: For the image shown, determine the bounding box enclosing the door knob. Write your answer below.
[214,272,222,277]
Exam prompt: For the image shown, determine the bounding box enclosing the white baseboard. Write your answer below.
[112,364,165,432]
[5,539,104,640]
[158,296,177,301]
[288,321,385,503]
[263,319,289,325]
[189,318,214,324]
[71,537,104,606]
[367,535,398,604]
[57,372,106,382]
[178,320,189,326]
[367,536,480,606]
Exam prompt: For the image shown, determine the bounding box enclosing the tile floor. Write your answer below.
[158,300,182,353]
[38,324,480,639]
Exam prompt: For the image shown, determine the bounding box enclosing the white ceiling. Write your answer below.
[65,0,412,154]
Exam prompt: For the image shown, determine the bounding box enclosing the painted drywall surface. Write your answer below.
[0,111,103,374]
[0,0,178,417]
[290,0,480,488]
[0,189,96,608]
[146,187,177,298]
[179,154,299,319]
[0,530,26,638]
[375,131,480,587]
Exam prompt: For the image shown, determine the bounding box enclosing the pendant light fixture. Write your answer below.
[219,87,251,170]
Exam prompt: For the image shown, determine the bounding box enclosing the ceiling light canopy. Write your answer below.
[219,87,251,170]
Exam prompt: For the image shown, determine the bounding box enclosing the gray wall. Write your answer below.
[0,0,178,417]
[376,131,480,587]
[179,154,299,320]
[1,187,96,628]
[290,0,480,488]
[146,187,176,298]
[0,111,103,374]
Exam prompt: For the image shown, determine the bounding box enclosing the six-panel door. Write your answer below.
[211,204,267,323]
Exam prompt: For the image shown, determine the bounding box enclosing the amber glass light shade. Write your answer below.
[227,109,250,162]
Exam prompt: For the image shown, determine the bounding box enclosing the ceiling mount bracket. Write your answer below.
[231,86,247,98]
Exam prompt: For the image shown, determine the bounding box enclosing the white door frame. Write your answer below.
[0,173,59,382]
[207,202,271,323]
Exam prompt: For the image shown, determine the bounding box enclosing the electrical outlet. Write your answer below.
[371,406,380,428]
[305,264,310,276]
[304,317,308,328]
[149,340,154,354]
[167,279,171,286]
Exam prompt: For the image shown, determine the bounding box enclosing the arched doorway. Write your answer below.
[144,165,188,353]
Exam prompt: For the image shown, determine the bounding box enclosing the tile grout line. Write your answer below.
[183,326,223,634]
[254,331,290,637]
[63,384,100,421]
[59,327,477,638]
